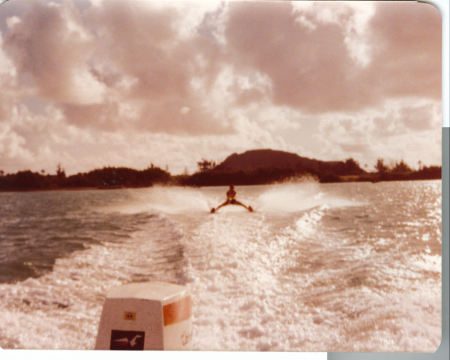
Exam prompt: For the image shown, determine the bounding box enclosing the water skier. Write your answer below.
[211,185,253,213]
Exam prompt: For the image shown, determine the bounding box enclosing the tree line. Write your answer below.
[0,165,171,191]
[0,157,442,191]
[370,158,441,182]
[177,157,441,186]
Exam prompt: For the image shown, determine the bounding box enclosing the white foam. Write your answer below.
[103,183,360,217]
[255,183,360,213]
[0,214,186,350]
[102,186,212,215]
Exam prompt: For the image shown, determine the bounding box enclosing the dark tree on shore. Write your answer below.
[392,160,412,173]
[56,163,66,178]
[375,158,388,174]
[197,159,216,172]
[343,158,364,174]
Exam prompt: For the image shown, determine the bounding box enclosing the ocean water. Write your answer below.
[0,180,442,351]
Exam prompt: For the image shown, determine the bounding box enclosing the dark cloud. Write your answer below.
[225,1,362,112]
[2,1,441,126]
[2,0,233,135]
[223,1,441,112]
[0,0,32,33]
[86,1,184,99]
[3,1,97,103]
[82,1,235,134]
[0,90,9,120]
[62,102,121,129]
[363,2,441,100]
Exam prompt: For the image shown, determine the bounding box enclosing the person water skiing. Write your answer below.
[210,185,253,213]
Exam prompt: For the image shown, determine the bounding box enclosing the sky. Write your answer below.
[0,0,442,175]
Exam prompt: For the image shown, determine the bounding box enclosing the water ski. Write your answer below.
[211,185,253,214]
[210,205,253,213]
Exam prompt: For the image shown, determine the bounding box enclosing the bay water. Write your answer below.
[0,180,441,351]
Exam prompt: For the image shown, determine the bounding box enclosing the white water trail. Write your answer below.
[108,183,360,217]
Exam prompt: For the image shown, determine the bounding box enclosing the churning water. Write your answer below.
[0,180,442,351]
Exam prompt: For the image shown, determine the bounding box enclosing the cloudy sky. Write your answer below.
[0,0,442,175]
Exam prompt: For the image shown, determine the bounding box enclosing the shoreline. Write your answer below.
[0,187,104,193]
[0,176,441,193]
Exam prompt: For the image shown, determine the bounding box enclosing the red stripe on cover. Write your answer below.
[163,296,192,326]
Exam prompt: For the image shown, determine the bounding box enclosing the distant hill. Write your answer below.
[180,149,367,186]
[182,149,440,186]
[214,149,364,175]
